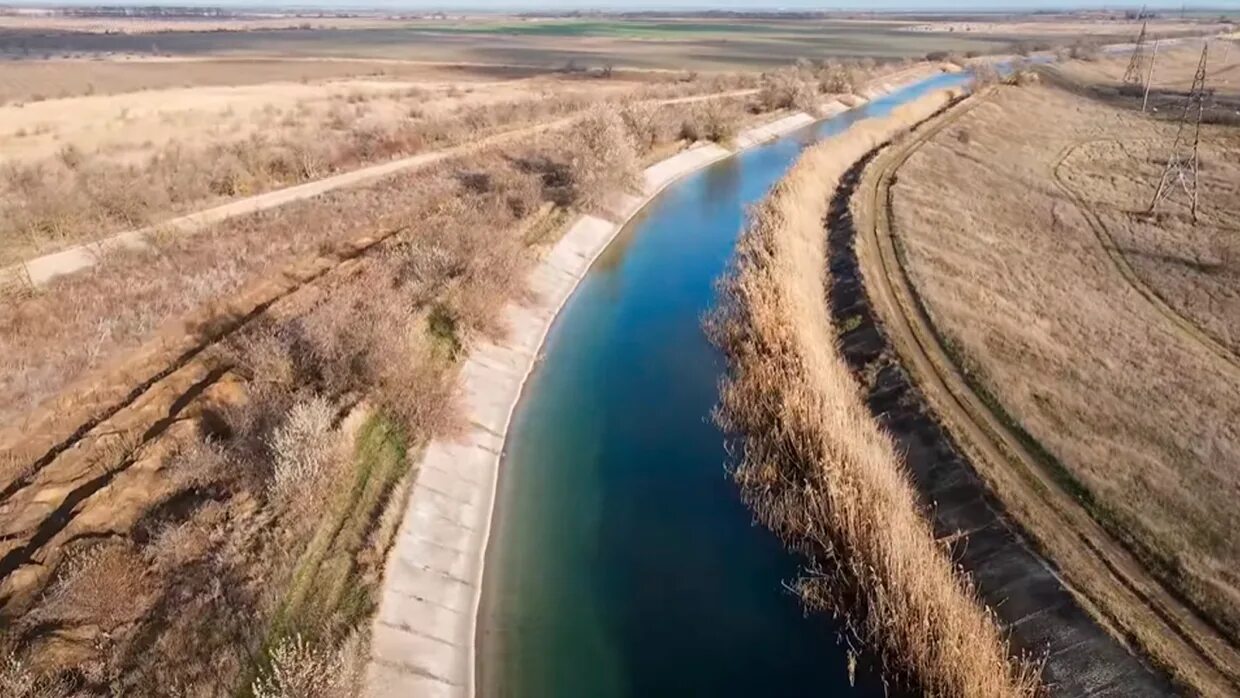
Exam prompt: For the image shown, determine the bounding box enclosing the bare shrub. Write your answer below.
[757,69,817,112]
[563,107,640,211]
[681,99,742,143]
[26,541,157,677]
[0,654,67,698]
[1069,41,1102,61]
[817,60,859,94]
[266,396,338,507]
[252,634,365,698]
[971,63,1002,87]
[619,101,682,154]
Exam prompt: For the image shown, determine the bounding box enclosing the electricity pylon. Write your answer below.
[1148,44,1209,222]
[1122,20,1149,92]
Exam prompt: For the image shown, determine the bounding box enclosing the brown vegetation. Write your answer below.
[0,77,728,265]
[890,81,1240,692]
[710,88,1040,697]
[0,59,848,687]
[0,93,757,426]
[0,101,654,696]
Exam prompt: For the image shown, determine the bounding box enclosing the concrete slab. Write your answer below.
[371,620,467,687]
[367,663,463,698]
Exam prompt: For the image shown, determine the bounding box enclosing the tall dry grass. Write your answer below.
[710,90,1040,697]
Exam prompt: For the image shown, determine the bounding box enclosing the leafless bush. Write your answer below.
[266,396,338,507]
[680,99,743,143]
[757,69,817,112]
[252,634,365,698]
[1069,41,1102,61]
[971,63,1003,87]
[817,60,860,94]
[563,107,641,211]
[33,543,153,629]
[0,654,66,698]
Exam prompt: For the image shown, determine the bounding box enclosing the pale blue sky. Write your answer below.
[13,0,1238,9]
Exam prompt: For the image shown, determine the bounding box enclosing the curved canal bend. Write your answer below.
[477,71,973,698]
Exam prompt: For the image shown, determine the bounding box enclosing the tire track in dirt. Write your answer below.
[0,229,403,487]
[0,228,407,613]
[848,90,1240,695]
[1052,140,1240,377]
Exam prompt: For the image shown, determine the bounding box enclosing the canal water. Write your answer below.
[478,71,973,698]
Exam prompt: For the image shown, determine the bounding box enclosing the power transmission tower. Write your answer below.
[1123,20,1150,92]
[1148,44,1210,222]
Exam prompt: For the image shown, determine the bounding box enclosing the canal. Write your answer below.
[478,71,973,698]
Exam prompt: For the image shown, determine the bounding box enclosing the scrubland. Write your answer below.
[710,89,1040,697]
[0,64,754,265]
[890,79,1240,673]
[0,53,895,695]
[0,73,834,423]
[0,107,641,697]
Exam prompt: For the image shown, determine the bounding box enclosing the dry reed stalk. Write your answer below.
[710,89,1042,697]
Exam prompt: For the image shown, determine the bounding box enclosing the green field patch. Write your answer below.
[422,19,817,39]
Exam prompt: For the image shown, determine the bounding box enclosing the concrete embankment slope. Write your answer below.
[363,76,943,698]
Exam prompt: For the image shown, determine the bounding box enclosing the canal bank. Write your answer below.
[365,68,973,698]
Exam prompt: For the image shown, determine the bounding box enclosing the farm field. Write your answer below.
[0,15,1148,69]
[887,46,1240,692]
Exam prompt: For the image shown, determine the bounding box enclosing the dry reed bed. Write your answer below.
[710,89,1040,697]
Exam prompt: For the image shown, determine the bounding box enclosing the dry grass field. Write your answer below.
[0,56,558,105]
[0,13,1161,70]
[1053,38,1240,101]
[890,75,1240,671]
[902,17,1233,37]
[0,13,404,34]
[0,60,756,266]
